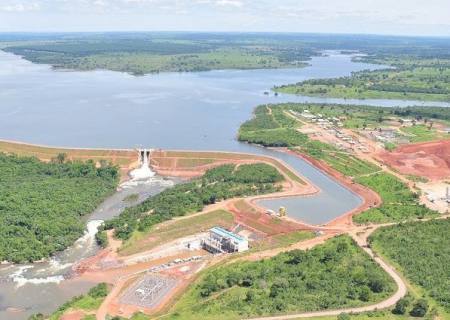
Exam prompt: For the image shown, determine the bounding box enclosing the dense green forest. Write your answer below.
[239,103,439,222]
[370,219,450,314]
[0,153,118,263]
[3,32,449,75]
[102,163,283,241]
[167,236,395,319]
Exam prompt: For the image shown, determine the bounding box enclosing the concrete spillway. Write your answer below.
[130,149,155,180]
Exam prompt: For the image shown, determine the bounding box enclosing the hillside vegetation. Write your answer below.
[102,163,283,241]
[0,153,118,263]
[167,236,395,319]
[239,103,439,223]
[275,57,450,102]
[239,104,380,177]
[369,219,450,315]
[353,173,437,224]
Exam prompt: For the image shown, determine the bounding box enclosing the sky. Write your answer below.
[0,0,449,36]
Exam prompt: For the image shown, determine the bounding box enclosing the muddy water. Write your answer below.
[0,50,448,319]
[0,176,175,320]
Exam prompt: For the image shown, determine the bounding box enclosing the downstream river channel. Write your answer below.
[0,50,448,319]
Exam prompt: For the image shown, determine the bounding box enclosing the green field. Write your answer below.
[369,219,450,317]
[165,236,395,320]
[102,163,284,242]
[239,103,440,223]
[399,125,444,143]
[353,173,437,223]
[239,104,380,177]
[0,153,118,263]
[275,57,450,102]
[119,209,235,255]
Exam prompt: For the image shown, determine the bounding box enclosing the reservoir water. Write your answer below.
[0,50,448,319]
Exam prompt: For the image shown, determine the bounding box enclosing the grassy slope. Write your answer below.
[103,163,284,242]
[119,209,235,255]
[164,236,396,320]
[353,173,437,224]
[239,103,439,223]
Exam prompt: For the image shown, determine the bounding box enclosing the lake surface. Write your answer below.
[0,50,448,319]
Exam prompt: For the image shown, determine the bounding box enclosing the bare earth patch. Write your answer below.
[377,140,450,181]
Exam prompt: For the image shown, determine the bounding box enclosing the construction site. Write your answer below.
[3,138,447,320]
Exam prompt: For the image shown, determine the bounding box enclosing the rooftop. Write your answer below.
[210,227,246,243]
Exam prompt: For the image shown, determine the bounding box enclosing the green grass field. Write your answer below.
[239,104,380,177]
[119,209,235,255]
[353,173,437,223]
[400,125,444,143]
[275,58,450,102]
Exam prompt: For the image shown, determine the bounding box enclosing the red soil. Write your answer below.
[60,311,86,320]
[377,140,450,181]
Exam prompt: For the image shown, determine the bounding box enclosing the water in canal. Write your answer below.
[0,50,447,319]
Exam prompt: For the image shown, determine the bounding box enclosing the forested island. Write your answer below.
[2,33,449,76]
[1,33,314,75]
[0,153,118,263]
[275,56,450,102]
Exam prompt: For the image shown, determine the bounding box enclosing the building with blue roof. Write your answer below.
[202,226,249,253]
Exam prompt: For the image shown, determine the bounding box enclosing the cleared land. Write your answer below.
[377,140,450,181]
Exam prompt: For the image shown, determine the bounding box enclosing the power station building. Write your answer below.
[202,227,249,253]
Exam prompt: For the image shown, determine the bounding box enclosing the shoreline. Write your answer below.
[0,139,377,228]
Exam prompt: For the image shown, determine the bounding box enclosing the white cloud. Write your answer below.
[215,0,243,8]
[0,0,448,35]
[0,2,40,12]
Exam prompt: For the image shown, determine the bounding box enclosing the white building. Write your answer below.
[202,227,249,253]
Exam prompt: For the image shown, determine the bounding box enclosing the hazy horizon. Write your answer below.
[0,0,449,37]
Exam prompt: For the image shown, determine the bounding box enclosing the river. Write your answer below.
[0,50,448,319]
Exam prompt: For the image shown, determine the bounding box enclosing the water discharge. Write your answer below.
[0,50,448,319]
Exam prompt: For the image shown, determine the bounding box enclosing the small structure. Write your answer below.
[279,206,287,217]
[202,227,249,253]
